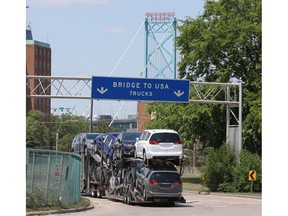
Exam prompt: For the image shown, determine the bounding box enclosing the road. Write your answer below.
[53,191,261,216]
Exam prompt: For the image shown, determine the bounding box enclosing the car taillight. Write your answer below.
[149,140,159,144]
[149,180,159,184]
[174,140,182,144]
[174,180,182,185]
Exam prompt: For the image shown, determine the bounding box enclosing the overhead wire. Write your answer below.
[109,20,174,127]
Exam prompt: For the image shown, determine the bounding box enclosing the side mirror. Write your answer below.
[136,137,139,142]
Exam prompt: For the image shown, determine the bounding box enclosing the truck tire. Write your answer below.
[91,185,97,198]
[97,187,102,198]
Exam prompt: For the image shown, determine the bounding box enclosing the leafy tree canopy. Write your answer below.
[147,0,262,154]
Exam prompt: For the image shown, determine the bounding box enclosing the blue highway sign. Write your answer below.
[91,76,190,103]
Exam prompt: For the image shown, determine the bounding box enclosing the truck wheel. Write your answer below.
[91,185,97,198]
[97,187,102,198]
[126,194,131,205]
[123,194,127,204]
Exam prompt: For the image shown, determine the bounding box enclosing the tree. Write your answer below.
[26,110,50,148]
[147,0,262,154]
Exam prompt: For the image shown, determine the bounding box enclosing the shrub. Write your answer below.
[203,144,262,192]
[203,144,236,192]
[232,150,262,192]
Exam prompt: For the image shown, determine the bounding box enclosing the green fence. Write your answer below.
[26,149,81,208]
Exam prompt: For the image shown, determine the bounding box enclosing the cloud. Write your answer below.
[27,0,111,7]
[104,27,128,34]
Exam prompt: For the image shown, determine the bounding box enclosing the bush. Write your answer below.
[203,144,262,192]
[232,150,262,192]
[203,144,236,192]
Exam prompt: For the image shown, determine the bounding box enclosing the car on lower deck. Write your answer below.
[134,162,183,203]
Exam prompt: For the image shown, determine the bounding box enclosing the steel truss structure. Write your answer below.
[26,76,242,153]
[143,12,177,79]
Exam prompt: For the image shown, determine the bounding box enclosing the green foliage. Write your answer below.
[147,102,226,150]
[93,121,121,133]
[26,111,121,152]
[146,0,262,155]
[203,144,262,192]
[26,110,50,148]
[232,150,262,192]
[203,144,236,192]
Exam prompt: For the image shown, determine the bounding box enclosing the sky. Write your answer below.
[26,0,205,119]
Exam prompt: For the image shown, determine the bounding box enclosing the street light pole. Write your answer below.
[56,120,78,152]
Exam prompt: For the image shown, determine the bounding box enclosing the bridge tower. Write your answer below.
[143,12,177,79]
[138,12,178,131]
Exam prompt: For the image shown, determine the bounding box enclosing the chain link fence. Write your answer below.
[26,149,81,208]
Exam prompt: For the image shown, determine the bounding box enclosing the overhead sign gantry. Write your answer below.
[91,76,190,103]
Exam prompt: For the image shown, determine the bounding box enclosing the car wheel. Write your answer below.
[143,188,147,201]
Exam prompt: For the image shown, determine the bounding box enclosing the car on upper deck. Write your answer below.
[134,129,183,165]
[113,131,142,159]
[94,133,118,165]
[71,133,102,155]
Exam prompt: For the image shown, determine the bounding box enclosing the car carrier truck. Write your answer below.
[80,144,186,205]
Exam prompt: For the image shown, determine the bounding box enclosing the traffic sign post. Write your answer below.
[91,76,190,103]
[248,170,256,192]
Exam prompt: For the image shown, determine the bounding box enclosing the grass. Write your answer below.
[181,172,209,192]
[26,196,91,213]
[181,172,262,198]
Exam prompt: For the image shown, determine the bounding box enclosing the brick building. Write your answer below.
[26,28,51,121]
[137,102,153,132]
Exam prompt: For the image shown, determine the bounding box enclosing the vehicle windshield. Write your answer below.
[150,133,180,143]
[150,172,180,183]
[123,132,141,141]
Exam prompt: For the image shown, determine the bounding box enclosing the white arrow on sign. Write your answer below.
[174,90,184,97]
[97,87,108,94]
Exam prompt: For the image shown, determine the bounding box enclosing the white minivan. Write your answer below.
[134,129,183,164]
